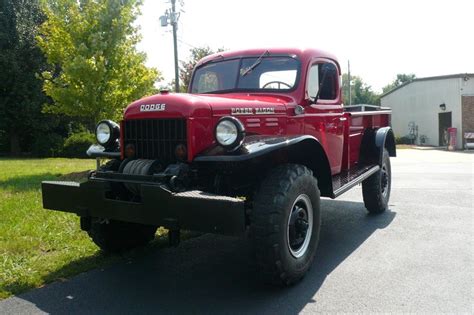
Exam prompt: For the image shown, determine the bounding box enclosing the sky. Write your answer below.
[136,0,474,93]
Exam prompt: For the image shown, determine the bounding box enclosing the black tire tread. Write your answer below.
[88,220,157,253]
[362,148,391,214]
[251,164,320,286]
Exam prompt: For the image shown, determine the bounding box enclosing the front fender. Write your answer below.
[194,135,333,197]
[194,135,315,162]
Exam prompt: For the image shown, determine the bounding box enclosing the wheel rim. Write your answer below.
[381,164,389,198]
[287,194,313,258]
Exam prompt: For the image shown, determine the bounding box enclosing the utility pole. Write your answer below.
[348,60,352,105]
[160,0,181,92]
[171,0,179,92]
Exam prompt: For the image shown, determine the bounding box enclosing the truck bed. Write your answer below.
[344,104,391,113]
[342,105,392,169]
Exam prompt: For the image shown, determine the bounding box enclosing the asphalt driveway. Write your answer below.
[1,149,472,314]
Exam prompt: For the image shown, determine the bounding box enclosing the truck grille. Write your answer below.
[123,119,187,163]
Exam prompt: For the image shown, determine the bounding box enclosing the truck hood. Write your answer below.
[123,92,295,119]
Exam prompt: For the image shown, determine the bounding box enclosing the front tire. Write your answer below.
[251,164,321,286]
[362,148,392,214]
[87,219,157,253]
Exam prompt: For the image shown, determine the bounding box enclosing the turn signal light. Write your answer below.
[125,143,135,158]
[175,144,187,161]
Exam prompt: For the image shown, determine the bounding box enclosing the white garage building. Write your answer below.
[380,74,474,149]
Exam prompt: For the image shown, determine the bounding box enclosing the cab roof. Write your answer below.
[196,47,340,70]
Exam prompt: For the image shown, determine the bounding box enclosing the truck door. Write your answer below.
[304,61,345,175]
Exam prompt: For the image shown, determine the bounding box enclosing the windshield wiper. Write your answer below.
[241,50,270,77]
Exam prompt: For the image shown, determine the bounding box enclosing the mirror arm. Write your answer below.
[313,67,328,104]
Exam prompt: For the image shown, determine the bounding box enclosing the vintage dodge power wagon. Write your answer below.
[42,48,395,285]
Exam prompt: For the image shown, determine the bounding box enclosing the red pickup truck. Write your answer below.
[42,47,395,286]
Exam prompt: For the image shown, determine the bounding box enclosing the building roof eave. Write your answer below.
[380,73,474,99]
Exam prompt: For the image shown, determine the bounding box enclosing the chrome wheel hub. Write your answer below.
[287,194,313,258]
[381,165,389,198]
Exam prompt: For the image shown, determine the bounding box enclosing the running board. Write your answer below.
[332,165,380,198]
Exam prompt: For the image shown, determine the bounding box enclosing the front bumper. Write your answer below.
[41,178,246,236]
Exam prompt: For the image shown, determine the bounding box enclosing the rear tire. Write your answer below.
[88,219,157,253]
[251,164,321,286]
[362,148,391,214]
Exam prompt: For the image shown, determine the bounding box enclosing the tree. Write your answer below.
[37,0,160,129]
[342,73,380,105]
[382,73,416,94]
[179,46,224,92]
[0,0,51,154]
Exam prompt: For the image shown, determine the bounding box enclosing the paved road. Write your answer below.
[1,149,472,314]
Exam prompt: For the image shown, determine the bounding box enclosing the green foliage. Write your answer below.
[31,133,64,157]
[342,73,380,105]
[382,73,416,94]
[0,0,53,154]
[179,46,224,92]
[62,131,95,158]
[37,0,161,128]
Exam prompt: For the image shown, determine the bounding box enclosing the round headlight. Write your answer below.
[95,120,120,148]
[96,122,111,145]
[215,116,245,150]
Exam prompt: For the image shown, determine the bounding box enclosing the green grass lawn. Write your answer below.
[0,158,170,299]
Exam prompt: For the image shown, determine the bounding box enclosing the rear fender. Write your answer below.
[194,135,333,197]
[360,127,396,166]
[376,127,396,161]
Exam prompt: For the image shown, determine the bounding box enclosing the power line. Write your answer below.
[177,38,197,49]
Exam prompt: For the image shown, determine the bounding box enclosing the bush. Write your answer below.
[61,131,95,158]
[395,136,413,145]
[31,133,64,157]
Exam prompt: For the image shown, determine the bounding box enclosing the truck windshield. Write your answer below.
[190,56,300,94]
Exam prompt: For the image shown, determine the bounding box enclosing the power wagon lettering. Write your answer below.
[231,107,275,115]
